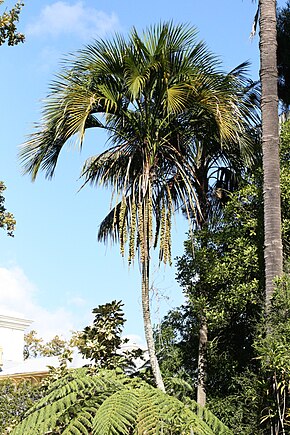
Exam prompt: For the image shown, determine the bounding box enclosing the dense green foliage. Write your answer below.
[155,121,290,433]
[254,275,290,434]
[11,368,233,435]
[0,379,42,434]
[72,300,143,371]
[156,176,264,433]
[0,1,24,46]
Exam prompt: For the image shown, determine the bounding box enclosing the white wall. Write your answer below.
[0,315,32,368]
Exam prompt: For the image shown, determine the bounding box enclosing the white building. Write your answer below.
[0,313,32,371]
[0,313,147,382]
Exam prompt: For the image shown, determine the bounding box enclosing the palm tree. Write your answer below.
[259,1,283,314]
[20,22,255,392]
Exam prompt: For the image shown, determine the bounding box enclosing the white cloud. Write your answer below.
[0,266,75,340]
[26,1,120,40]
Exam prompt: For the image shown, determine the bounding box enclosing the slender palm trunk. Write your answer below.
[260,3,284,432]
[141,194,165,392]
[141,256,165,392]
[259,0,283,314]
[197,317,208,407]
[196,169,209,407]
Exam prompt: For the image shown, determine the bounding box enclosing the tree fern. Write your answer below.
[93,390,137,434]
[11,369,233,435]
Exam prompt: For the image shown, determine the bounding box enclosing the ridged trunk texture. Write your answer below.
[141,257,165,392]
[259,0,283,314]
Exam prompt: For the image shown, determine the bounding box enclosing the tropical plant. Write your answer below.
[11,367,234,435]
[0,0,24,46]
[179,80,259,406]
[19,22,257,393]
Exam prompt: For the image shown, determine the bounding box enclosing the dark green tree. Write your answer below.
[72,300,143,371]
[156,176,264,433]
[156,120,290,433]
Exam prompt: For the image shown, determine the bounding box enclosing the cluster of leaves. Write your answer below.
[254,274,290,434]
[155,121,290,433]
[0,300,235,435]
[0,379,42,434]
[72,300,143,371]
[155,176,264,432]
[23,330,70,360]
[159,177,263,362]
[0,1,24,46]
[11,368,233,435]
[160,177,263,434]
[0,181,15,236]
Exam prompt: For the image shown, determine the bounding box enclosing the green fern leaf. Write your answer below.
[93,389,137,434]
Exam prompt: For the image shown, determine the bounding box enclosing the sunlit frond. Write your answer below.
[19,21,259,261]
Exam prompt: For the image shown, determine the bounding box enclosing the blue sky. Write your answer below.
[0,0,286,342]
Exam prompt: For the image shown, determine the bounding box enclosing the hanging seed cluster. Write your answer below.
[113,181,173,267]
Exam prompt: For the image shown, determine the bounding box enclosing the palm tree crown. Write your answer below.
[20,22,258,390]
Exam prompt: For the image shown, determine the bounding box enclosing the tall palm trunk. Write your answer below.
[197,317,208,407]
[260,4,284,432]
[141,255,165,392]
[259,0,283,314]
[141,196,165,392]
[196,168,209,407]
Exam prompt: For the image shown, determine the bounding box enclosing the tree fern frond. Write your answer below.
[93,389,137,435]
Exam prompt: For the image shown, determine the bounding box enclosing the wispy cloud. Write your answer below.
[26,1,120,40]
[0,266,76,340]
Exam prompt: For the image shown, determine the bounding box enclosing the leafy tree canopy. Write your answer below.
[72,300,144,371]
[23,330,70,360]
[0,1,24,46]
[155,120,290,433]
